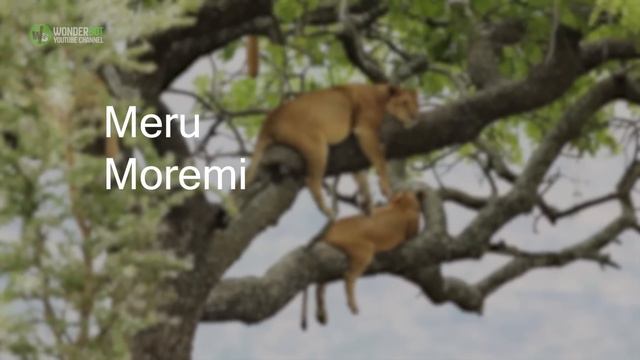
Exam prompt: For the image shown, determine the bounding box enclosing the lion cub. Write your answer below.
[246,84,419,219]
[301,191,422,328]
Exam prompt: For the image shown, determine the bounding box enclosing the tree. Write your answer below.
[1,0,639,359]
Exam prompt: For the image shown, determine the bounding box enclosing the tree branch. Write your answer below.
[478,212,633,297]
[336,0,388,82]
[439,186,490,210]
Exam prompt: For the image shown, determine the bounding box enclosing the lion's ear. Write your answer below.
[388,84,401,97]
[391,192,407,205]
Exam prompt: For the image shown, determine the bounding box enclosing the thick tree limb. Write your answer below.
[202,197,637,324]
[580,38,640,69]
[313,33,638,177]
[131,174,303,360]
[202,165,639,325]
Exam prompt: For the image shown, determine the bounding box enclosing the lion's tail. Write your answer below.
[246,131,272,184]
[300,286,309,330]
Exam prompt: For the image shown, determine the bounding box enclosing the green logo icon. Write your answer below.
[30,24,53,46]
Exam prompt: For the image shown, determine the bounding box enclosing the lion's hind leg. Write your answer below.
[342,241,375,315]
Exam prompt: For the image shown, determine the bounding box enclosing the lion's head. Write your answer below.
[385,85,419,127]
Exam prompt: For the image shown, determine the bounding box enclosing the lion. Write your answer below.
[300,191,423,329]
[246,83,419,219]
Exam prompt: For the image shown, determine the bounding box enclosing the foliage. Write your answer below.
[0,0,197,358]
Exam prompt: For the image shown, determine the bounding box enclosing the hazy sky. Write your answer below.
[160,56,640,360]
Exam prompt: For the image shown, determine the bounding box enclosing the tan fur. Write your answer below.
[246,36,259,78]
[246,84,419,219]
[301,191,422,328]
